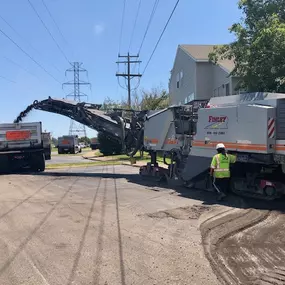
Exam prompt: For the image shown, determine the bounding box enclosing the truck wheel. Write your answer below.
[32,153,45,172]
[70,149,75,154]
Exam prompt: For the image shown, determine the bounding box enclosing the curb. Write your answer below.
[82,155,144,168]
[122,163,141,168]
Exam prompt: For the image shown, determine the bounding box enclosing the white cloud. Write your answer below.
[94,24,104,35]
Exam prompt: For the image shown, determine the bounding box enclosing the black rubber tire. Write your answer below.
[31,153,45,172]
[263,186,277,197]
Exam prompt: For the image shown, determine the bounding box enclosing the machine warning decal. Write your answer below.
[268,118,275,139]
[205,115,229,129]
[144,137,159,144]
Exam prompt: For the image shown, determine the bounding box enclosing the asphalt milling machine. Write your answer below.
[14,92,285,200]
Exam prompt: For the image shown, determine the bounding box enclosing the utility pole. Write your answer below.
[116,53,142,108]
[63,62,91,137]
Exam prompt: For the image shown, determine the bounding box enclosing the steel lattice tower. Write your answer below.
[63,62,91,137]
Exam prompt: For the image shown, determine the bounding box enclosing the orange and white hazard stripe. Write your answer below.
[268,118,275,139]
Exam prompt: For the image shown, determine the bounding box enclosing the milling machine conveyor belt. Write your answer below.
[14,97,126,143]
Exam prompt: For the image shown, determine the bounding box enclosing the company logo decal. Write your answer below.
[205,115,229,129]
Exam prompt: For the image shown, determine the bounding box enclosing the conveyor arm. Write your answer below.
[14,97,145,156]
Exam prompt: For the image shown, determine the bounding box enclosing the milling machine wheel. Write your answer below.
[263,186,276,197]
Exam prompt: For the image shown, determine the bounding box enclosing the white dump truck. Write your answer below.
[0,122,45,172]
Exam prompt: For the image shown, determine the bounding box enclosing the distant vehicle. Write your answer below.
[79,142,86,148]
[90,137,99,150]
[57,135,81,154]
[0,122,45,172]
[42,132,51,160]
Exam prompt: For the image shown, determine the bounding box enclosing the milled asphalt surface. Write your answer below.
[0,165,220,285]
[1,164,285,284]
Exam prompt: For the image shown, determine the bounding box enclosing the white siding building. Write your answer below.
[169,45,242,105]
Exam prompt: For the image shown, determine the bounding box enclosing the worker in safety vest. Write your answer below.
[210,143,236,201]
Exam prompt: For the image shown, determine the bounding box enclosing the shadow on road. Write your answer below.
[16,169,283,214]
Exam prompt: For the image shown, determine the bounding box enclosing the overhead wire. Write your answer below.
[138,0,160,55]
[41,0,69,46]
[0,13,62,74]
[0,27,61,84]
[3,56,40,80]
[118,0,127,55]
[142,0,180,75]
[0,75,16,83]
[27,0,70,64]
[128,0,142,52]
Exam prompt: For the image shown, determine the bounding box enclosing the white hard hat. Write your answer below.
[216,143,225,149]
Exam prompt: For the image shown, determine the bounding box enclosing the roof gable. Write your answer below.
[179,44,235,73]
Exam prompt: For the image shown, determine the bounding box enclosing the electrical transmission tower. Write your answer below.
[116,53,142,108]
[63,62,91,137]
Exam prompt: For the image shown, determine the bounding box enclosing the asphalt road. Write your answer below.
[0,165,219,285]
[1,164,285,284]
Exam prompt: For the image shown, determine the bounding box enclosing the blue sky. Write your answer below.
[0,0,241,138]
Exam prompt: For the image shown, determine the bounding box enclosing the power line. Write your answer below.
[142,0,180,75]
[0,75,16,83]
[0,13,62,74]
[41,0,69,46]
[129,0,142,52]
[118,0,127,54]
[0,27,61,84]
[4,56,40,79]
[27,0,70,64]
[138,0,160,54]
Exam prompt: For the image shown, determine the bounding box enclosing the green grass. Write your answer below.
[46,149,170,170]
[92,150,170,164]
[46,160,124,169]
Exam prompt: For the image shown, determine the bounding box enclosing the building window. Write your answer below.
[183,93,195,104]
[176,73,180,88]
[225,83,230,96]
[176,70,183,89]
[188,93,194,102]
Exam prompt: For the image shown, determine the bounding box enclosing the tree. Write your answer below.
[51,137,58,147]
[100,97,123,111]
[79,136,91,145]
[102,86,169,111]
[99,86,169,156]
[139,87,169,110]
[209,0,285,92]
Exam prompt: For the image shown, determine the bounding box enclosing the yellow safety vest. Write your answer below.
[210,153,236,178]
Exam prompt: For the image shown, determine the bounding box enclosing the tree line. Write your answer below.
[98,86,169,155]
[209,0,285,93]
